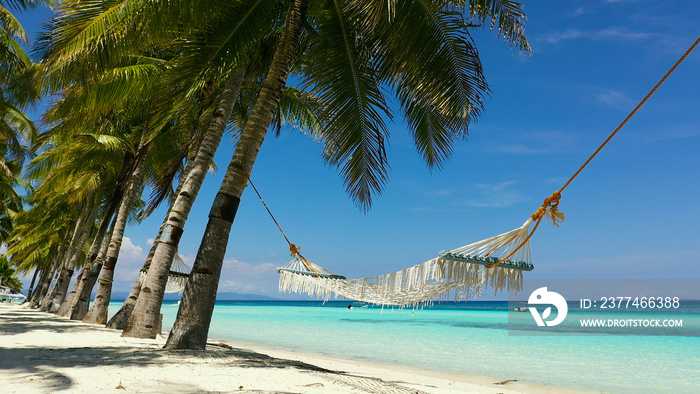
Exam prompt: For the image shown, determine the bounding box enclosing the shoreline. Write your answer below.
[0,303,578,393]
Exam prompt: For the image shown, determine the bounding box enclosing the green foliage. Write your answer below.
[298,0,530,209]
[0,255,22,293]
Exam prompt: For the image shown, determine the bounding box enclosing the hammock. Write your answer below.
[277,219,535,306]
[270,37,697,307]
[138,254,191,293]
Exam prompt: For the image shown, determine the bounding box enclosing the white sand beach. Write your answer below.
[0,303,573,393]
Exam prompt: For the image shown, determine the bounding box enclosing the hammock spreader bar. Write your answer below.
[438,251,534,271]
[276,253,347,279]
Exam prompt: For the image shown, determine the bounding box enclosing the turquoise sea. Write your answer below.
[109,300,700,393]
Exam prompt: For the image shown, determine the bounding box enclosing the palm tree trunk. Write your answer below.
[164,0,308,350]
[67,189,122,320]
[71,217,116,320]
[29,257,59,308]
[24,267,40,302]
[36,242,69,309]
[37,264,64,311]
[26,267,50,306]
[105,224,163,329]
[55,201,100,315]
[83,143,148,324]
[123,68,246,339]
[108,80,220,331]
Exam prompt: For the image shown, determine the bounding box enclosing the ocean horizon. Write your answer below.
[107,299,700,393]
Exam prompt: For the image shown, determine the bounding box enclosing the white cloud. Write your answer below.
[540,27,653,45]
[218,258,281,294]
[593,27,652,41]
[541,28,586,44]
[120,237,144,259]
[594,89,637,110]
[457,181,527,208]
[484,129,579,156]
[570,7,586,17]
[426,189,451,197]
[491,144,544,155]
[112,237,147,283]
[639,126,700,143]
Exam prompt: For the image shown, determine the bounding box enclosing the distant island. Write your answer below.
[108,291,279,302]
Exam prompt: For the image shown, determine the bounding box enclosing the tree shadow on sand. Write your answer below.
[0,305,424,393]
[1,345,425,393]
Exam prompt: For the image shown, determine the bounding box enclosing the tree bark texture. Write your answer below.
[24,267,40,302]
[27,265,52,307]
[53,201,99,314]
[67,193,121,320]
[35,242,68,309]
[83,147,147,324]
[123,68,245,339]
[165,0,308,349]
[106,224,163,329]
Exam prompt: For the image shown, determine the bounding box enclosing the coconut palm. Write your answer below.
[165,0,308,349]
[0,256,22,293]
[64,191,121,319]
[64,0,309,334]
[0,1,45,250]
[164,0,529,349]
[32,0,212,320]
[122,9,292,335]
[6,204,71,307]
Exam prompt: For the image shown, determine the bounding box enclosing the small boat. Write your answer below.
[513,302,528,312]
[347,302,369,309]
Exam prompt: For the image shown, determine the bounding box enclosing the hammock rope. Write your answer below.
[252,37,699,306]
[487,36,700,270]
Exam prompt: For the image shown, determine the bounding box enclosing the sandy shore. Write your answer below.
[0,303,570,393]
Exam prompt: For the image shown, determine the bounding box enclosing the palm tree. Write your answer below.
[31,0,213,321]
[109,0,312,335]
[0,0,45,252]
[165,0,308,349]
[64,192,120,319]
[43,199,100,312]
[32,0,292,331]
[0,256,22,293]
[165,0,529,349]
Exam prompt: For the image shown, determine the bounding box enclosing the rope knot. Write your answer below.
[234,167,250,186]
[289,243,300,256]
[531,191,565,226]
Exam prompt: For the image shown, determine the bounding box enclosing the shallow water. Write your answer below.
[109,300,700,393]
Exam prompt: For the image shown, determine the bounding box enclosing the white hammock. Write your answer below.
[278,219,535,306]
[138,254,191,294]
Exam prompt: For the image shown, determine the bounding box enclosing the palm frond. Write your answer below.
[303,0,393,210]
[378,1,489,169]
[464,0,530,53]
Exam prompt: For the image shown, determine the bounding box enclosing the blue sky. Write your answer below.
[15,1,700,299]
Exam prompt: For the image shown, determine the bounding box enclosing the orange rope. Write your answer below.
[246,175,321,277]
[487,36,700,269]
[558,37,700,194]
[245,174,294,247]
